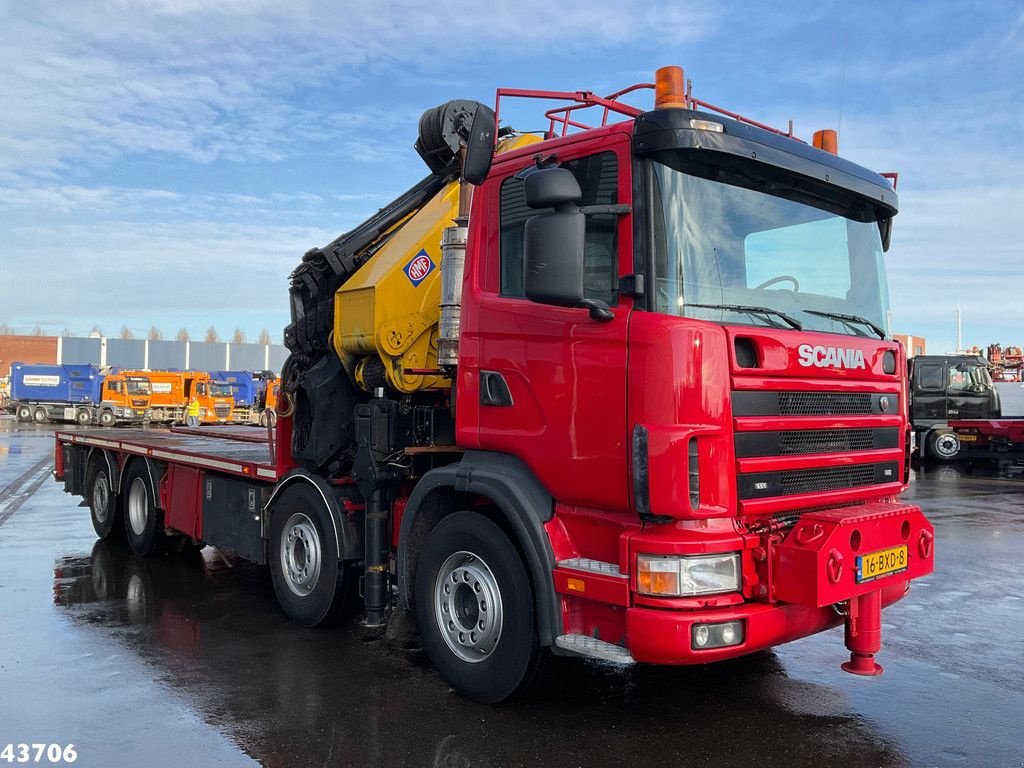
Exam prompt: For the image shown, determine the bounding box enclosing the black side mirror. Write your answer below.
[522,168,614,322]
[415,100,496,185]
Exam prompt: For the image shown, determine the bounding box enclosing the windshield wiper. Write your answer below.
[686,303,803,331]
[801,309,886,339]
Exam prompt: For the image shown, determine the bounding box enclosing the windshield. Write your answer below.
[649,156,891,337]
[125,378,150,395]
[210,382,233,397]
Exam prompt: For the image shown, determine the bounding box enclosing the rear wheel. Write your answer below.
[123,462,165,556]
[927,429,960,461]
[16,404,32,422]
[76,408,93,425]
[33,406,48,423]
[98,410,116,427]
[269,484,347,627]
[86,458,122,539]
[415,511,542,703]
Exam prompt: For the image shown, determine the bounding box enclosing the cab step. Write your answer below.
[554,634,635,664]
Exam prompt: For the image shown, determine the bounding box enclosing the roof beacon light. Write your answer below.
[654,66,687,109]
[689,118,724,133]
[813,129,838,155]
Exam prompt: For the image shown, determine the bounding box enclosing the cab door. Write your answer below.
[471,136,634,511]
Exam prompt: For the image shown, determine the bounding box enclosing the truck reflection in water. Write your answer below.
[52,542,909,768]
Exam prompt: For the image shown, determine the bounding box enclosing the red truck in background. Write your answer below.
[53,66,933,702]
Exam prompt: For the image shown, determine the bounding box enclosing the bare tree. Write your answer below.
[205,326,219,343]
[31,325,44,336]
[175,328,190,342]
[60,327,75,337]
[0,322,12,335]
[89,325,103,338]
[119,325,134,340]
[231,327,247,344]
[258,328,272,345]
[148,326,163,341]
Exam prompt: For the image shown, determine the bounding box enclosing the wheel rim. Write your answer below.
[434,551,503,664]
[935,433,960,458]
[34,409,46,422]
[92,471,109,523]
[280,512,322,597]
[128,477,148,536]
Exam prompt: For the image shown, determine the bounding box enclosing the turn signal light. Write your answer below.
[655,66,687,109]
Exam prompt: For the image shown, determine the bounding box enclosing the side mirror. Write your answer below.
[415,100,496,186]
[522,168,613,322]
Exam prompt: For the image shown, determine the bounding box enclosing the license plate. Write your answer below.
[856,545,908,583]
[957,434,977,442]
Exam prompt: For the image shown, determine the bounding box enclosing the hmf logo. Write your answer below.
[797,344,866,369]
[403,249,436,287]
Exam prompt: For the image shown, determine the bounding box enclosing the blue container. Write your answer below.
[9,362,103,405]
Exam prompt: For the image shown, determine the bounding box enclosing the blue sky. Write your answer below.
[1,0,1021,352]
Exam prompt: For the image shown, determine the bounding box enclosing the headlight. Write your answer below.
[637,553,740,597]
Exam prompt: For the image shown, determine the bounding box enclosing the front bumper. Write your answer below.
[626,580,907,664]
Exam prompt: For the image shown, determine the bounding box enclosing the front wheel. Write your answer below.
[927,429,960,461]
[98,410,116,427]
[415,511,542,703]
[269,484,347,627]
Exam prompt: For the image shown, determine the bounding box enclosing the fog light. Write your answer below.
[691,620,745,650]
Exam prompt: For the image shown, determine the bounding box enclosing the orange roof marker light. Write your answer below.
[654,66,687,109]
[813,129,838,155]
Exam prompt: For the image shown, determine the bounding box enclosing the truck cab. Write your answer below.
[200,379,235,424]
[909,354,998,458]
[96,373,152,426]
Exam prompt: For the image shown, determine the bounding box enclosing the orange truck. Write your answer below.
[124,371,234,425]
[94,372,152,426]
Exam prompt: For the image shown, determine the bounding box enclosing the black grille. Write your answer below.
[732,390,897,417]
[214,404,231,417]
[780,464,876,495]
[738,461,899,499]
[778,392,873,415]
[779,428,875,454]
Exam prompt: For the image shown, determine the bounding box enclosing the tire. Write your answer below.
[415,511,542,703]
[259,411,268,428]
[269,484,346,627]
[33,406,48,423]
[86,457,122,540]
[16,404,32,422]
[98,410,116,427]
[123,462,165,556]
[266,410,277,429]
[927,429,960,461]
[76,408,92,425]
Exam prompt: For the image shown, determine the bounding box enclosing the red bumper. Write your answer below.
[626,581,907,664]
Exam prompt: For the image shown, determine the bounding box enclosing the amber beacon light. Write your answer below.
[813,129,839,155]
[654,66,687,109]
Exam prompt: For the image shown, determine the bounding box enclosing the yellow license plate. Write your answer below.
[957,434,977,442]
[856,545,908,583]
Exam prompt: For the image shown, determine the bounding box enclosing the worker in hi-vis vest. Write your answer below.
[186,396,201,427]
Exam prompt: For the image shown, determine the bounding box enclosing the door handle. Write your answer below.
[480,371,513,407]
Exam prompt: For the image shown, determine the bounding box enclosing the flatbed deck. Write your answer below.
[55,427,281,482]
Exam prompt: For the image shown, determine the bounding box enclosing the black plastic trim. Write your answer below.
[397,451,561,646]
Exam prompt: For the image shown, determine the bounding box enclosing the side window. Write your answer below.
[948,367,970,392]
[109,380,122,394]
[499,151,619,304]
[917,365,944,391]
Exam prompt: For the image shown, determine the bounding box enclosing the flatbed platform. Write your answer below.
[55,428,281,482]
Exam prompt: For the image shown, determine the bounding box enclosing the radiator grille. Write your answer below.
[779,428,876,454]
[214,404,231,418]
[778,392,873,415]
[780,464,876,495]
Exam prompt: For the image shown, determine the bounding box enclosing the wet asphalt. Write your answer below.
[0,417,1021,768]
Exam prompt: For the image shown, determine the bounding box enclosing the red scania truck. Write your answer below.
[53,67,933,702]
